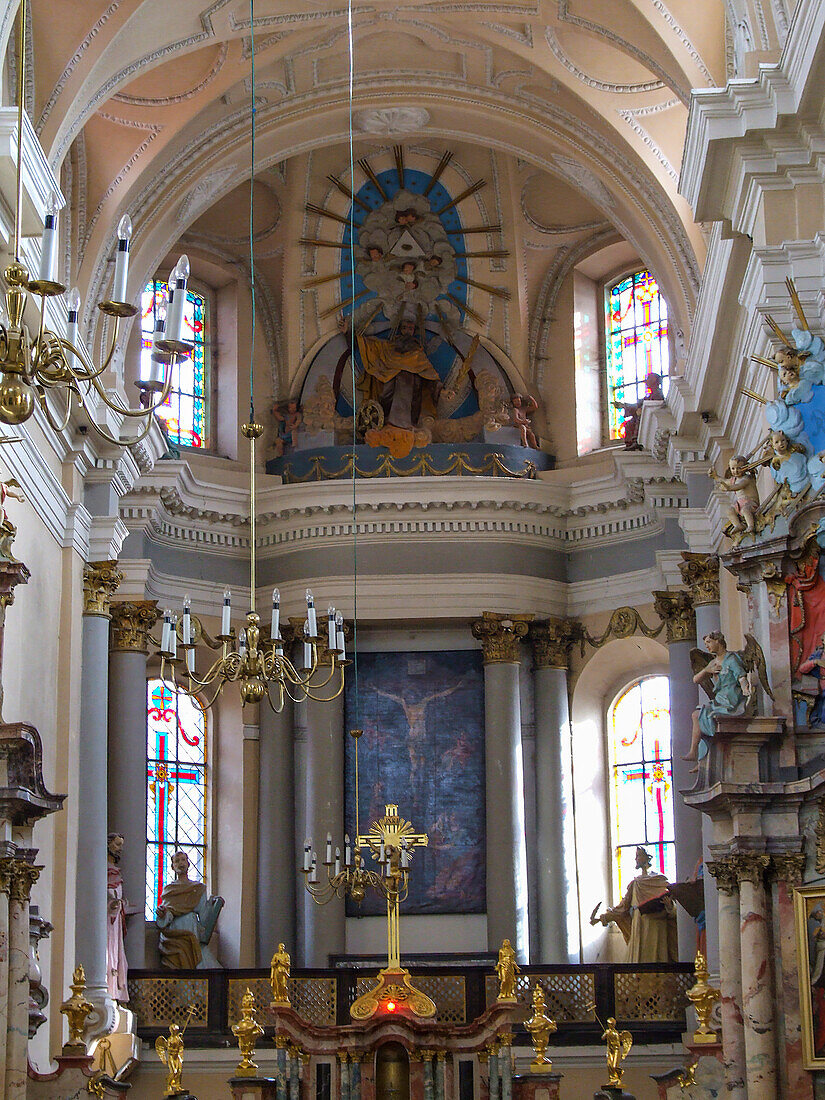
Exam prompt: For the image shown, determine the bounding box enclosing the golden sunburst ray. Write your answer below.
[750,354,779,371]
[456,275,510,301]
[454,249,509,259]
[394,145,405,189]
[299,238,352,250]
[424,151,453,196]
[306,203,360,228]
[326,174,370,212]
[763,313,794,347]
[357,158,388,201]
[442,292,485,325]
[302,271,344,289]
[435,180,486,215]
[446,223,502,236]
[320,289,370,319]
[740,387,768,404]
[785,276,809,331]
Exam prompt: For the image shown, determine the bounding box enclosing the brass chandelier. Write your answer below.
[0,0,183,444]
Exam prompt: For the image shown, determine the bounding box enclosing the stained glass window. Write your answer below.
[609,676,675,900]
[146,679,207,920]
[140,279,210,449]
[606,270,669,442]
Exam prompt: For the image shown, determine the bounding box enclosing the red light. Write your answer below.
[386,1001,396,1012]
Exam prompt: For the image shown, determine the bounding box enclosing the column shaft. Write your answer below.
[717,878,746,1100]
[423,1055,434,1100]
[533,666,571,962]
[108,647,149,968]
[695,600,721,975]
[302,692,345,966]
[6,862,36,1100]
[739,872,777,1098]
[488,1050,500,1100]
[499,1044,512,1100]
[0,864,9,1100]
[257,698,295,965]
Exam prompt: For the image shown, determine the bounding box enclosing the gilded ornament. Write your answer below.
[770,852,805,886]
[729,851,771,885]
[525,982,557,1072]
[60,964,94,1049]
[495,938,519,1000]
[678,553,720,606]
[530,618,582,669]
[280,447,537,483]
[686,951,720,1044]
[270,942,291,1005]
[583,606,664,648]
[471,612,533,664]
[9,858,39,903]
[82,560,123,618]
[761,563,787,614]
[110,600,159,653]
[601,1016,633,1089]
[652,589,696,644]
[816,800,825,876]
[232,987,265,1077]
[705,858,738,896]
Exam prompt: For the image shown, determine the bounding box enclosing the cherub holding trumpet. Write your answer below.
[709,454,761,535]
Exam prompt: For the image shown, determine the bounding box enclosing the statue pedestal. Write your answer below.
[228,1076,279,1099]
[513,1069,564,1100]
[594,1088,635,1100]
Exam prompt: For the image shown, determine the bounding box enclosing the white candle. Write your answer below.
[379,840,386,864]
[182,594,191,645]
[271,588,280,640]
[303,840,311,872]
[37,192,59,283]
[166,254,189,343]
[326,833,333,864]
[336,612,345,657]
[303,621,312,670]
[328,606,336,650]
[334,848,341,877]
[186,647,195,675]
[161,608,172,653]
[221,588,231,636]
[306,589,317,635]
[66,286,80,370]
[310,855,318,884]
[170,615,178,660]
[401,839,409,869]
[112,213,132,302]
[239,629,247,659]
[146,300,167,389]
[344,834,351,868]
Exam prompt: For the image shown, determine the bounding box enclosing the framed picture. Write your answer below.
[794,884,825,1068]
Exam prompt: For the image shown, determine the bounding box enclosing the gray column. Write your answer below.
[499,1041,512,1100]
[108,600,157,969]
[488,1047,500,1100]
[351,1056,362,1100]
[423,1052,434,1100]
[530,620,578,963]
[340,1054,351,1100]
[276,1041,287,1100]
[653,591,702,961]
[680,554,722,976]
[257,697,295,965]
[301,688,345,967]
[434,1053,445,1100]
[76,562,121,1025]
[472,614,532,960]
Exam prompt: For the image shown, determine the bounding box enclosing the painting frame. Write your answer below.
[794,883,825,1068]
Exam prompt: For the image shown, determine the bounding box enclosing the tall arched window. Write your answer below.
[608,675,674,901]
[140,278,211,449]
[606,270,669,442]
[145,680,207,919]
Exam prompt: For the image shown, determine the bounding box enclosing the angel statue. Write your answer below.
[683,631,773,772]
[602,1016,633,1089]
[155,1022,185,1097]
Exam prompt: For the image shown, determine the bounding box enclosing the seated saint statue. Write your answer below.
[592,846,677,963]
[156,850,224,969]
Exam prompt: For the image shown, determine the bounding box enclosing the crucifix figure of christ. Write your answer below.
[356,803,428,970]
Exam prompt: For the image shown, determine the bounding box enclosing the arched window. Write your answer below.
[140,278,211,449]
[608,675,674,901]
[145,680,207,919]
[605,270,669,442]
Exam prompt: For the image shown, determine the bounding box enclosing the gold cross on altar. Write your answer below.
[356,803,428,861]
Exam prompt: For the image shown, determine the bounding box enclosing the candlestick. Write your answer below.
[37,192,59,283]
[112,213,132,302]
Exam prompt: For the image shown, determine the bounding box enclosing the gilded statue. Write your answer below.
[155,1023,185,1097]
[525,982,557,1071]
[270,942,291,1005]
[232,988,265,1077]
[495,938,519,1001]
[601,1016,633,1089]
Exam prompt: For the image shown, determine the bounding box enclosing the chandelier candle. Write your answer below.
[328,607,337,650]
[336,612,346,656]
[221,589,232,636]
[306,590,317,635]
[37,193,59,283]
[165,255,190,345]
[66,287,80,369]
[112,214,132,302]
[161,609,172,653]
[145,303,168,390]
[271,589,280,640]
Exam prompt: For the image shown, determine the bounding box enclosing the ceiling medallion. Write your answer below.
[354,107,430,135]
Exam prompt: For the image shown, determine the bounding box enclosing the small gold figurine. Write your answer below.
[686,950,720,1043]
[270,942,291,1006]
[232,988,265,1077]
[601,1016,633,1089]
[60,964,94,1049]
[155,1008,194,1098]
[677,1061,697,1088]
[525,982,557,1072]
[495,938,519,1001]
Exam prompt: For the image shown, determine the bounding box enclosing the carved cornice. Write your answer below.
[82,560,123,618]
[678,552,720,607]
[9,859,40,904]
[770,853,805,886]
[109,599,159,653]
[471,612,533,664]
[529,617,582,669]
[705,858,738,895]
[729,852,771,885]
[652,589,696,644]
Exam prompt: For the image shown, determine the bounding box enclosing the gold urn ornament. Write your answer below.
[59,964,94,1049]
[524,982,557,1072]
[233,988,265,1077]
[686,950,720,1044]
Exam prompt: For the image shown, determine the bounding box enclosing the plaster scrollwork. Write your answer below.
[177,166,238,226]
[113,42,228,105]
[583,606,664,648]
[545,28,666,95]
[549,156,615,209]
[354,107,430,134]
[471,612,533,664]
[617,101,680,182]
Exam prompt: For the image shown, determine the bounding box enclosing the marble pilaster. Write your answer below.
[652,589,702,960]
[289,1045,300,1100]
[0,856,11,1099]
[339,1052,351,1100]
[422,1050,434,1100]
[77,561,122,1029]
[434,1052,446,1100]
[275,1039,287,1100]
[706,858,746,1100]
[108,599,158,969]
[529,619,579,963]
[768,854,812,1100]
[471,612,532,959]
[7,859,39,1100]
[257,698,295,965]
[351,1055,362,1100]
[732,852,776,1100]
[487,1046,500,1100]
[500,1040,512,1100]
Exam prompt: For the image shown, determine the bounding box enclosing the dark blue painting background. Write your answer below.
[344,650,486,916]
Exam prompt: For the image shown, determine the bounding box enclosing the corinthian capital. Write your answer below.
[110,600,159,653]
[529,618,582,670]
[705,858,738,895]
[769,853,805,886]
[678,553,720,607]
[652,589,696,644]
[83,560,123,618]
[9,859,40,903]
[729,852,771,885]
[471,612,533,664]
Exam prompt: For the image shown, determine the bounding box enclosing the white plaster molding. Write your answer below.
[88,515,129,562]
[353,107,430,134]
[0,108,63,235]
